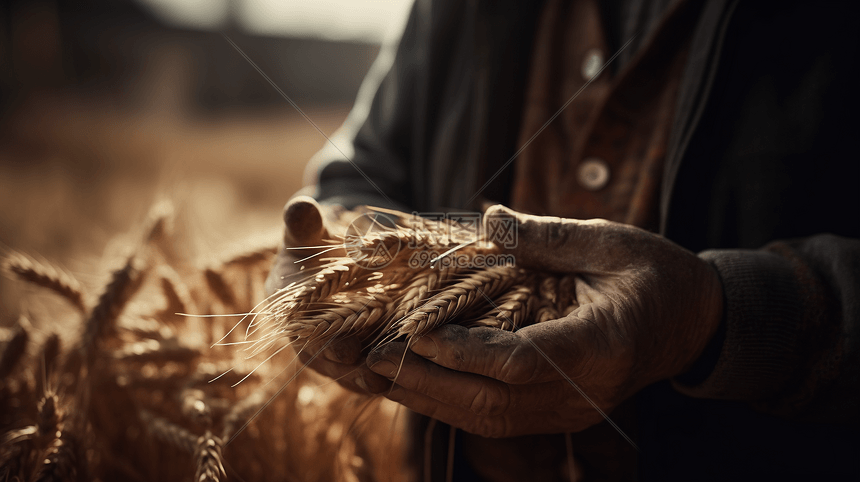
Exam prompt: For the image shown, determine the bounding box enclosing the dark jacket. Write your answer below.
[307,0,860,479]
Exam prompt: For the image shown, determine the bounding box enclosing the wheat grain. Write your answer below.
[396,266,524,339]
[0,321,29,379]
[539,275,558,305]
[220,245,278,268]
[158,265,197,316]
[180,388,213,427]
[194,431,226,482]
[557,274,578,316]
[390,267,456,323]
[144,199,175,245]
[80,254,148,365]
[33,433,79,482]
[3,252,87,313]
[118,315,175,340]
[473,280,535,331]
[37,333,62,394]
[273,290,393,349]
[36,394,60,439]
[203,268,237,309]
[113,338,199,364]
[0,431,33,482]
[535,275,561,323]
[139,410,197,454]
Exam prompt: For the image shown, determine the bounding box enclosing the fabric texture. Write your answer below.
[303,0,860,479]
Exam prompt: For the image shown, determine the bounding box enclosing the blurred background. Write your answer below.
[0,0,413,326]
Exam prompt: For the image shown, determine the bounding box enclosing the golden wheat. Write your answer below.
[1,201,587,482]
[0,320,29,379]
[3,252,87,313]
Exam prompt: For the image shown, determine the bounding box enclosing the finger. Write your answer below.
[297,349,391,394]
[282,196,329,247]
[367,341,569,417]
[264,243,299,294]
[407,321,602,385]
[483,204,629,273]
[302,336,362,365]
[383,384,598,438]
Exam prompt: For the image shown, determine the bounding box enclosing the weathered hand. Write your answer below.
[366,205,724,437]
[264,196,391,394]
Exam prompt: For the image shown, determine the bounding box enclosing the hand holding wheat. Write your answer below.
[366,205,725,438]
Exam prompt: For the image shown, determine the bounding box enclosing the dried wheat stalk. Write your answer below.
[254,207,552,357]
[33,434,79,482]
[36,394,60,438]
[140,410,198,454]
[158,265,197,316]
[0,320,29,379]
[220,245,278,269]
[180,388,213,427]
[395,265,524,339]
[80,254,148,364]
[113,338,199,364]
[6,201,552,482]
[470,279,536,331]
[203,268,238,309]
[194,432,226,482]
[3,252,87,313]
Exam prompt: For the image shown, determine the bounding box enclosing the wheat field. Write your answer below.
[0,201,414,482]
[0,193,592,481]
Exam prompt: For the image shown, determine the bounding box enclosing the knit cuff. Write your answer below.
[672,249,805,401]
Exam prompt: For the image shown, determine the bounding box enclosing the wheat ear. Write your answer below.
[139,410,197,453]
[535,275,561,323]
[113,338,199,364]
[143,199,175,245]
[158,265,197,316]
[472,280,535,330]
[0,321,29,379]
[80,255,147,365]
[194,431,226,482]
[180,388,213,427]
[397,266,523,339]
[37,333,61,394]
[36,394,61,439]
[220,245,278,268]
[33,434,79,482]
[203,268,237,309]
[557,274,579,316]
[3,252,87,313]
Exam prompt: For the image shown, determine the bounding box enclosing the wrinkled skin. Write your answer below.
[267,202,724,438]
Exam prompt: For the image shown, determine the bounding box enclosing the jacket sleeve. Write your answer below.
[303,2,424,211]
[673,234,860,422]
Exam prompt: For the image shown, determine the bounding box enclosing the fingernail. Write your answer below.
[369,360,397,378]
[411,336,438,359]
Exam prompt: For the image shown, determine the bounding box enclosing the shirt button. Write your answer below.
[578,158,610,191]
[581,48,604,81]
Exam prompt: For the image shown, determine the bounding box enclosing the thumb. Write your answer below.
[405,317,599,385]
[282,196,329,248]
[483,204,609,273]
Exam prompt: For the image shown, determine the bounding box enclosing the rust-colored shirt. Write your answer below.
[472,1,704,480]
[511,0,699,233]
